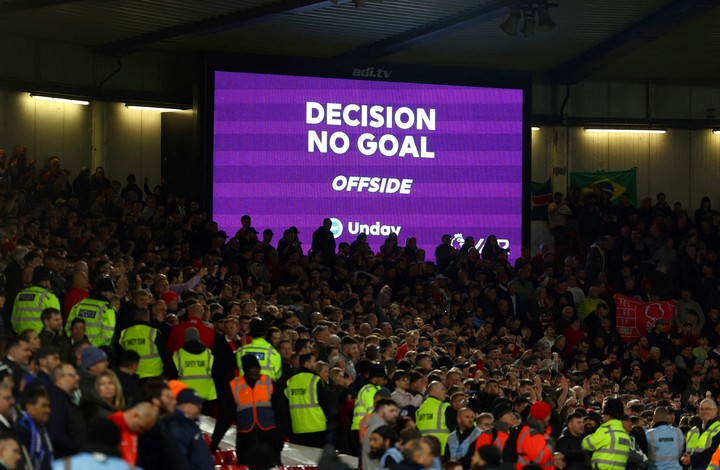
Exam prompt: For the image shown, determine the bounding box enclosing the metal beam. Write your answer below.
[0,0,85,15]
[550,0,720,84]
[96,0,346,55]
[335,0,512,60]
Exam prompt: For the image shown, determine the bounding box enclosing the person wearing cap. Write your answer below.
[507,401,554,470]
[164,389,214,470]
[172,327,217,401]
[352,362,389,452]
[11,265,61,334]
[118,307,167,379]
[285,353,329,448]
[237,317,281,381]
[445,407,483,467]
[415,381,451,456]
[582,398,632,470]
[475,402,516,454]
[360,398,400,470]
[167,302,215,354]
[64,275,117,349]
[681,398,720,470]
[229,354,281,466]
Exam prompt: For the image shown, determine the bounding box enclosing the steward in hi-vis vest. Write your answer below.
[285,353,328,449]
[173,327,216,401]
[65,275,116,349]
[118,307,167,379]
[12,266,61,334]
[237,318,281,381]
[230,354,282,467]
[415,381,451,456]
[582,398,631,470]
[681,398,720,470]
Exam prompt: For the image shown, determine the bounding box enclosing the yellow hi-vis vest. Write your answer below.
[12,286,60,334]
[119,324,163,379]
[65,298,116,348]
[285,372,326,434]
[686,420,720,469]
[582,419,632,470]
[237,338,282,381]
[352,383,380,430]
[416,396,450,455]
[173,348,217,400]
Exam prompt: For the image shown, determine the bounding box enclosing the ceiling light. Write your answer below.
[30,94,89,105]
[501,2,557,37]
[125,104,188,112]
[713,129,720,135]
[536,5,556,31]
[521,10,536,37]
[500,9,521,35]
[584,128,667,134]
[531,126,540,131]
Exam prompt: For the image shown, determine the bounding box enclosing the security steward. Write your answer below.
[582,398,631,470]
[12,265,61,334]
[352,363,388,450]
[285,353,328,448]
[231,354,282,466]
[416,381,451,456]
[475,402,515,454]
[65,275,116,349]
[446,407,483,467]
[512,401,554,470]
[118,307,167,379]
[237,318,281,381]
[645,406,683,470]
[681,398,720,470]
[173,327,217,401]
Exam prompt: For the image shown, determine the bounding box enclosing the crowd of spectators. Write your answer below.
[0,146,720,470]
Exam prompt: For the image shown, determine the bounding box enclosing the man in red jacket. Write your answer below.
[167,302,215,354]
[512,401,554,470]
[107,402,158,466]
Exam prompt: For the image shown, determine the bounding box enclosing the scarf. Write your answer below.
[18,411,53,469]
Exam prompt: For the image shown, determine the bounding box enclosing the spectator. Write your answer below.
[164,389,214,470]
[15,387,53,470]
[107,402,159,467]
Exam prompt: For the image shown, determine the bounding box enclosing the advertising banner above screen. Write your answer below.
[212,70,524,260]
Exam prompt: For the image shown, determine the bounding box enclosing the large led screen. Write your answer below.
[212,71,524,259]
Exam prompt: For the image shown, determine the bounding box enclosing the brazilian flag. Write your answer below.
[569,168,637,206]
[531,179,552,221]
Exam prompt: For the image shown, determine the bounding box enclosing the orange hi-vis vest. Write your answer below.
[230,374,276,433]
[476,428,509,453]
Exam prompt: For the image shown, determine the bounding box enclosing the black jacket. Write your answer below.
[46,383,88,457]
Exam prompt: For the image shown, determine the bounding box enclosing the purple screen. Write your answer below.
[212,71,524,258]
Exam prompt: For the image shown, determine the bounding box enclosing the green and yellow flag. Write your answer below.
[569,169,637,206]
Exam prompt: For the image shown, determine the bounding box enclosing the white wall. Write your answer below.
[531,81,720,211]
[0,90,163,185]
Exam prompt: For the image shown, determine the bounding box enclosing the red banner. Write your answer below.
[614,294,676,343]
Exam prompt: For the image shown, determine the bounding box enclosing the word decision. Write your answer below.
[306,102,436,158]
